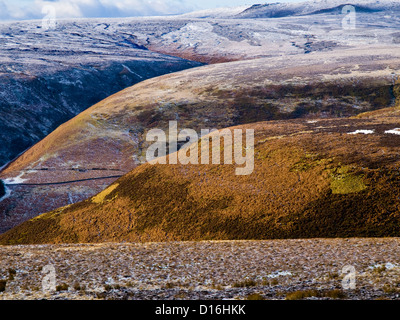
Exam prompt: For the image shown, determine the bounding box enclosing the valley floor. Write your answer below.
[1,239,400,300]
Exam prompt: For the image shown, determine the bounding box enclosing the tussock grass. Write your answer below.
[233,280,257,288]
[8,268,16,281]
[56,283,69,292]
[286,289,346,300]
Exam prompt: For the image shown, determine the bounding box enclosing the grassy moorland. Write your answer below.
[1,48,400,234]
[2,96,400,244]
[0,180,5,199]
[1,239,400,300]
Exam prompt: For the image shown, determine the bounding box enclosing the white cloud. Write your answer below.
[0,1,9,19]
[0,0,196,20]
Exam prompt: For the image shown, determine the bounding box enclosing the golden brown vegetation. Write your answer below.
[2,106,400,244]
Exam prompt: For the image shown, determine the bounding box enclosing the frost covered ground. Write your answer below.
[1,239,400,300]
[0,18,202,168]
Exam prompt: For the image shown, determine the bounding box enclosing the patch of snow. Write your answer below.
[385,262,397,270]
[68,193,74,205]
[369,262,399,270]
[347,130,374,135]
[3,172,28,185]
[266,271,292,278]
[384,128,400,135]
[58,79,83,87]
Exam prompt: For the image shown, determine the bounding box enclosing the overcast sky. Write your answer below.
[0,0,304,21]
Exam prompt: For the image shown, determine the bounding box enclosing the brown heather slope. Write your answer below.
[1,47,400,233]
[2,105,400,244]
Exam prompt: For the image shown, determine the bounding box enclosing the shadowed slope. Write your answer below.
[2,0,400,165]
[0,18,203,168]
